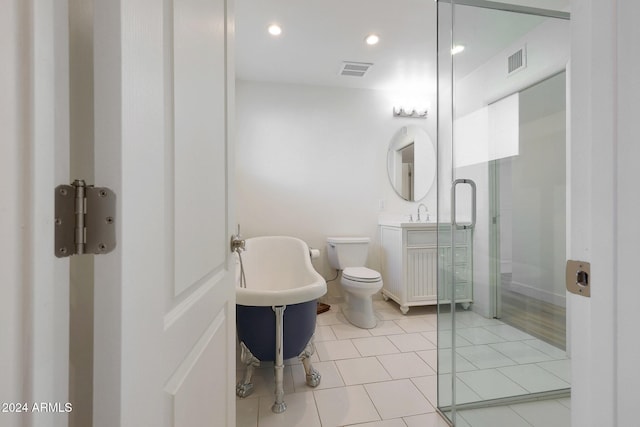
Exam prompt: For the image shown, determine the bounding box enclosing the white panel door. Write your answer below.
[92,1,235,426]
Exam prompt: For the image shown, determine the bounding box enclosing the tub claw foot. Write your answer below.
[306,367,321,387]
[271,401,287,414]
[299,336,321,388]
[236,382,254,398]
[236,342,260,398]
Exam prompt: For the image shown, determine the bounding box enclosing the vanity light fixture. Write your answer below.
[365,34,380,45]
[268,24,282,36]
[393,106,428,119]
[451,44,465,55]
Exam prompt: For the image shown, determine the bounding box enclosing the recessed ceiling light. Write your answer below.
[268,24,282,36]
[451,45,465,55]
[365,34,380,45]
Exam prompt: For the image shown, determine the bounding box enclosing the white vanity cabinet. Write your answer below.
[379,222,473,314]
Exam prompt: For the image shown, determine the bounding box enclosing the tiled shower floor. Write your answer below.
[236,300,570,427]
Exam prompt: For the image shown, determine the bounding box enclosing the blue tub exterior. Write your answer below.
[236,300,317,361]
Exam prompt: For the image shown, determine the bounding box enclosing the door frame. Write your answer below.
[1,2,71,427]
[568,1,640,426]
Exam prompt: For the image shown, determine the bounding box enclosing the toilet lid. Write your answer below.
[343,267,381,283]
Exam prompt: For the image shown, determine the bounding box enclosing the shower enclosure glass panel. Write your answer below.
[436,1,570,425]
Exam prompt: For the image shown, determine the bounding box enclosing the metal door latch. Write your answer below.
[566,260,590,297]
[54,179,116,257]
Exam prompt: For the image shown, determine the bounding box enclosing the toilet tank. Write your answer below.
[326,237,370,270]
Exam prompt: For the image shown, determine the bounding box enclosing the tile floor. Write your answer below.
[235,299,571,427]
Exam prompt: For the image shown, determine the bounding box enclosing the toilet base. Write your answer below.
[343,294,378,329]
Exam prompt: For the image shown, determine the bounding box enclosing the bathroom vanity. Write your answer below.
[379,220,473,314]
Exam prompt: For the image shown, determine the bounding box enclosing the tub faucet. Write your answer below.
[231,224,247,288]
[417,204,430,222]
[230,224,246,252]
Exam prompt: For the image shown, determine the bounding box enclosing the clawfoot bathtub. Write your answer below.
[235,236,326,413]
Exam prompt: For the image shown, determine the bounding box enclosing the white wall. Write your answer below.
[509,73,566,307]
[0,4,29,424]
[236,80,437,299]
[456,16,570,118]
[510,110,566,305]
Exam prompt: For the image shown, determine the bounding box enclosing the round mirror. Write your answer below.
[387,125,436,201]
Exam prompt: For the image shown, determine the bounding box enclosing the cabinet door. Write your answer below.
[406,247,438,301]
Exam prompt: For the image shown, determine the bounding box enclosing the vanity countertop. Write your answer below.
[378,219,437,228]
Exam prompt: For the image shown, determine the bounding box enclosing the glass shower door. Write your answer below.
[436,1,571,425]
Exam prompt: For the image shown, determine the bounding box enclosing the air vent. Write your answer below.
[339,61,373,77]
[507,45,527,75]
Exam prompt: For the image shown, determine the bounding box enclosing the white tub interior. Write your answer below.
[235,236,326,306]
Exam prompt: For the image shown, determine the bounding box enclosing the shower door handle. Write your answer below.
[451,178,476,230]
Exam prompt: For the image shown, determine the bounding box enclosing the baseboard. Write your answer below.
[504,280,566,308]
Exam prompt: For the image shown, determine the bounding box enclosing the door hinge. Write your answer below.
[54,179,116,257]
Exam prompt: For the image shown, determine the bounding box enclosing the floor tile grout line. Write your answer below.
[459,343,521,369]
[486,341,557,364]
[520,339,570,359]
[359,381,385,424]
[331,357,349,387]
[409,375,438,408]
[309,387,322,427]
[533,360,571,384]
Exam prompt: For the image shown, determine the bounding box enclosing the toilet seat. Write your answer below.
[342,267,382,283]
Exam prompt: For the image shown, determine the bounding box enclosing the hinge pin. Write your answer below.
[74,180,86,255]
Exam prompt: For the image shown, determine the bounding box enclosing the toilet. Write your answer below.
[326,237,383,329]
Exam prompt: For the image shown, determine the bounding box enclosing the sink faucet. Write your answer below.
[417,204,429,222]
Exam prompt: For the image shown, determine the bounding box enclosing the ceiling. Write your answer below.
[235,0,570,93]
